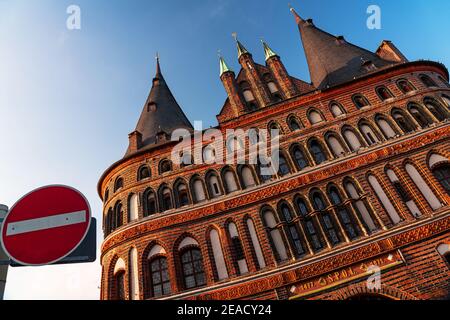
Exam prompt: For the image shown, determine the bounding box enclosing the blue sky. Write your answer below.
[0,0,449,299]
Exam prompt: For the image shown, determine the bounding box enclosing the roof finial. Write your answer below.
[232,32,249,58]
[260,38,278,61]
[155,52,162,76]
[289,3,303,24]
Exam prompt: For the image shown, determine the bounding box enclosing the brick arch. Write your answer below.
[331,283,419,300]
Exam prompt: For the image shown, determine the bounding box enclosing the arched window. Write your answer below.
[180,153,193,168]
[344,180,377,232]
[113,201,123,230]
[407,103,433,128]
[367,174,402,225]
[268,121,282,137]
[191,177,207,203]
[352,94,370,109]
[245,218,266,269]
[308,109,324,125]
[148,256,171,297]
[419,74,437,88]
[239,165,257,189]
[248,128,262,145]
[227,222,248,275]
[174,181,190,208]
[138,165,151,181]
[405,163,442,210]
[278,202,307,258]
[295,197,323,251]
[206,171,223,198]
[105,208,113,236]
[226,135,244,153]
[104,189,109,202]
[311,192,341,245]
[128,193,139,222]
[203,145,216,163]
[326,133,346,158]
[328,187,359,240]
[143,189,157,217]
[158,186,173,212]
[342,128,363,152]
[358,122,381,145]
[424,98,448,121]
[222,168,239,193]
[392,109,416,133]
[277,152,291,176]
[330,102,345,117]
[159,159,173,175]
[209,229,228,281]
[309,139,328,164]
[438,75,450,88]
[290,145,310,170]
[262,208,288,262]
[385,168,422,218]
[375,115,397,139]
[397,79,415,93]
[257,157,274,183]
[376,86,394,101]
[114,177,123,192]
[112,258,126,300]
[431,162,450,195]
[288,116,302,131]
[267,81,279,94]
[180,247,206,290]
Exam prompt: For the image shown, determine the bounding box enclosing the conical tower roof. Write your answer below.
[127,57,193,155]
[290,7,392,89]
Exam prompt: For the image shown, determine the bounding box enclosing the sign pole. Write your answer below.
[0,204,9,300]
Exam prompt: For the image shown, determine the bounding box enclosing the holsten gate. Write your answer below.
[98,8,450,300]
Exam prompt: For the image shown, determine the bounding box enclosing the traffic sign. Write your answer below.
[1,185,91,266]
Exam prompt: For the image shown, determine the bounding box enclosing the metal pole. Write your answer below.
[0,204,9,300]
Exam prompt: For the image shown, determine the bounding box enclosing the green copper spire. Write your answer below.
[261,39,278,60]
[219,54,233,76]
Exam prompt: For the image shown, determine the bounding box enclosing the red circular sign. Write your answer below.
[1,185,91,266]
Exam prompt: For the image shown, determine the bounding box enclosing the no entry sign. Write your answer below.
[1,185,91,266]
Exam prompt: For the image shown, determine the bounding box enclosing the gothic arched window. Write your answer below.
[308,139,328,165]
[277,152,291,176]
[148,256,171,298]
[308,109,324,125]
[143,189,157,217]
[419,74,437,88]
[278,203,306,258]
[180,248,206,290]
[432,164,450,195]
[114,177,123,192]
[159,159,173,175]
[290,145,309,170]
[295,197,323,251]
[330,102,345,117]
[328,187,359,240]
[158,186,173,212]
[392,109,416,133]
[311,192,341,245]
[407,103,433,128]
[424,97,448,121]
[397,79,415,93]
[376,86,394,101]
[352,94,370,109]
[138,165,151,181]
[288,116,302,132]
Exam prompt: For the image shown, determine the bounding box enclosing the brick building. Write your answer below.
[98,8,450,300]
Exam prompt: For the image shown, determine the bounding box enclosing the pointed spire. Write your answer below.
[232,32,249,58]
[127,56,193,156]
[261,39,278,61]
[292,7,391,89]
[218,51,233,76]
[289,4,303,24]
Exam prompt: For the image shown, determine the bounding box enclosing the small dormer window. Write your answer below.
[361,59,377,72]
[147,103,157,112]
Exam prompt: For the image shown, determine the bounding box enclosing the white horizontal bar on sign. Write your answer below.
[6,210,87,236]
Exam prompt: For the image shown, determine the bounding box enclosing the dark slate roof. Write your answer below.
[292,9,394,89]
[125,60,193,156]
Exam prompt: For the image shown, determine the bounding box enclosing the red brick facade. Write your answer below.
[98,16,450,300]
